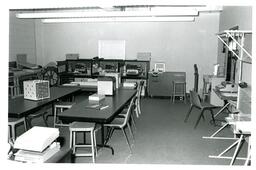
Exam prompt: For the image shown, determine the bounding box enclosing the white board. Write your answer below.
[98,40,125,60]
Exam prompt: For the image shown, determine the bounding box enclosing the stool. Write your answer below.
[54,102,75,127]
[8,117,27,140]
[69,122,100,163]
[172,81,186,103]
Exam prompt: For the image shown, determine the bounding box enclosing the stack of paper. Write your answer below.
[89,93,105,101]
[14,126,59,152]
[14,142,60,163]
[123,82,137,88]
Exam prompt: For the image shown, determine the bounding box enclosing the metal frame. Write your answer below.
[204,30,252,165]
[216,29,252,115]
[217,30,252,62]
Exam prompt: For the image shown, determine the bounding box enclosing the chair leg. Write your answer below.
[130,114,137,132]
[42,112,49,127]
[121,128,132,153]
[134,104,139,118]
[127,123,135,142]
[194,109,204,129]
[210,109,216,126]
[137,98,141,115]
[184,105,194,122]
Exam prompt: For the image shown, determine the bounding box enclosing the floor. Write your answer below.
[14,95,249,165]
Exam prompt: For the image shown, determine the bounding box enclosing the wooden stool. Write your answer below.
[69,122,100,163]
[8,117,27,140]
[172,81,186,103]
[54,102,75,127]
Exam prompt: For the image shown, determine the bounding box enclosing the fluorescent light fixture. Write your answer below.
[16,10,198,19]
[42,17,195,23]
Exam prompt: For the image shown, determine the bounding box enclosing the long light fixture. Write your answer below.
[42,17,195,23]
[16,9,198,19]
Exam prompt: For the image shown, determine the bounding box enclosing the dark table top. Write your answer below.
[59,88,137,124]
[8,86,81,118]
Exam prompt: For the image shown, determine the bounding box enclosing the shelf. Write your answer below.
[216,30,252,62]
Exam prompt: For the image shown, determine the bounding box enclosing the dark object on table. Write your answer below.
[239,82,248,88]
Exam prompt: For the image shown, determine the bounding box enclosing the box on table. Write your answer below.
[97,77,116,95]
[89,93,105,101]
[23,80,50,100]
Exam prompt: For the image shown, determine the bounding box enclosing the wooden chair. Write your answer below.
[104,96,135,153]
[184,90,219,129]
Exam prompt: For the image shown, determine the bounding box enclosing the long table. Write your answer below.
[8,86,81,118]
[58,88,137,154]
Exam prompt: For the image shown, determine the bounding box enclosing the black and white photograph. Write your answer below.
[1,0,254,169]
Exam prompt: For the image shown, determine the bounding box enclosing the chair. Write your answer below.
[117,95,137,136]
[104,96,135,153]
[26,110,49,129]
[135,80,144,117]
[8,117,27,140]
[54,102,75,127]
[184,90,219,129]
[69,122,101,163]
[202,75,211,102]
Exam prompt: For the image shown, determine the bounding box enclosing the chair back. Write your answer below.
[121,96,136,128]
[189,90,202,108]
[136,80,144,97]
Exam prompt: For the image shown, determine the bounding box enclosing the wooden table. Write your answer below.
[8,86,81,118]
[58,88,137,155]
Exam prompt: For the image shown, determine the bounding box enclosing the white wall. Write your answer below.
[35,12,220,91]
[9,11,36,63]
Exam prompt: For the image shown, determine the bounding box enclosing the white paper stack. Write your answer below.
[14,142,60,163]
[123,82,137,88]
[89,93,105,101]
[14,126,59,152]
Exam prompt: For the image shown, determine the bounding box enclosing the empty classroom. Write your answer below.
[4,0,253,167]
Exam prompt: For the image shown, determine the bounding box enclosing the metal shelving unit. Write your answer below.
[217,30,252,111]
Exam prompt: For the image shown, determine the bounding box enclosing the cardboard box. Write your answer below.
[23,80,50,100]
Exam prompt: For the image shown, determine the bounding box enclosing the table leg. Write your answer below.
[98,124,114,155]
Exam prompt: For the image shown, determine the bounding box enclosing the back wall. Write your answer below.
[35,12,220,91]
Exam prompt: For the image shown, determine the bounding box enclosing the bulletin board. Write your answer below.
[98,40,126,60]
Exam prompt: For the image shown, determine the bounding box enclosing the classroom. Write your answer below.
[6,0,253,166]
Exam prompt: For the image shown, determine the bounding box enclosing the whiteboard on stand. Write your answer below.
[98,40,126,60]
